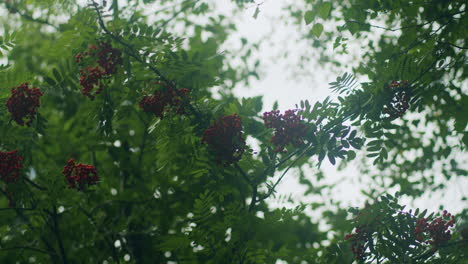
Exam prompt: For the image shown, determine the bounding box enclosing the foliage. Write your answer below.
[280,0,468,198]
[0,0,466,263]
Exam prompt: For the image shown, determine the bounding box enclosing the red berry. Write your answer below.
[263,109,310,152]
[76,42,122,99]
[139,86,190,118]
[62,159,99,191]
[202,114,246,165]
[0,150,23,183]
[6,82,43,126]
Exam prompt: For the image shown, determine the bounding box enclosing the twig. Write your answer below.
[0,206,35,211]
[91,0,202,121]
[440,41,468,50]
[89,198,155,215]
[273,148,302,170]
[235,163,252,186]
[345,9,466,32]
[50,207,68,264]
[24,177,48,191]
[0,188,59,263]
[91,0,170,84]
[79,207,121,263]
[257,145,311,203]
[234,163,258,212]
[4,2,59,30]
[248,185,257,212]
[136,120,149,179]
[157,3,192,28]
[0,246,57,256]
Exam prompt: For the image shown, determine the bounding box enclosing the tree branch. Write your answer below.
[0,246,57,256]
[440,41,468,50]
[91,0,170,84]
[235,163,252,186]
[248,185,258,212]
[0,206,35,211]
[24,177,48,191]
[91,0,202,121]
[157,2,192,28]
[256,145,311,203]
[49,207,68,264]
[79,207,121,263]
[345,9,466,32]
[3,2,59,30]
[0,188,59,263]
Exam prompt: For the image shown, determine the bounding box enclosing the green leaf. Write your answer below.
[341,140,349,148]
[312,23,324,37]
[367,146,380,152]
[328,153,336,165]
[44,76,57,86]
[52,68,62,82]
[318,2,332,19]
[304,10,315,25]
[253,7,260,19]
[347,22,359,35]
[347,150,356,161]
[318,150,326,162]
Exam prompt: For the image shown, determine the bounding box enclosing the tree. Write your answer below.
[285,0,467,197]
[0,0,466,263]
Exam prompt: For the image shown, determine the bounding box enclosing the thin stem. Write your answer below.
[91,0,170,84]
[24,177,48,191]
[0,188,59,263]
[248,185,258,212]
[137,120,149,178]
[79,207,121,263]
[50,207,68,264]
[0,246,57,256]
[111,0,119,21]
[3,2,59,30]
[273,148,302,170]
[257,145,311,203]
[89,198,155,215]
[345,9,466,32]
[0,206,35,211]
[235,163,252,186]
[157,3,192,28]
[91,1,202,121]
[440,41,468,50]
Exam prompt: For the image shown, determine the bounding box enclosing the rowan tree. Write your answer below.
[0,0,466,263]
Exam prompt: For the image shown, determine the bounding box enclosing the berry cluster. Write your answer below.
[76,43,122,100]
[6,82,43,126]
[263,109,310,153]
[62,159,99,191]
[414,210,455,247]
[344,209,374,261]
[0,150,23,183]
[344,227,367,261]
[95,42,122,75]
[383,80,410,120]
[79,66,105,99]
[202,114,246,166]
[139,84,191,119]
